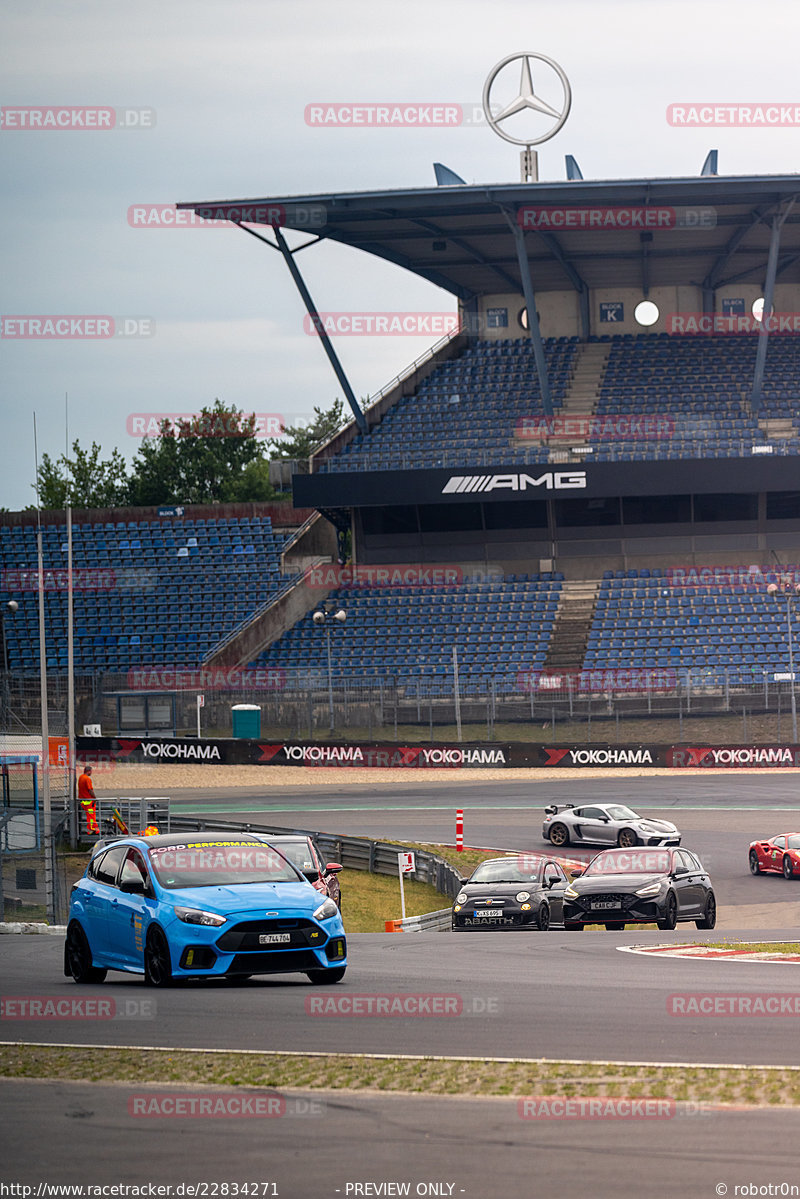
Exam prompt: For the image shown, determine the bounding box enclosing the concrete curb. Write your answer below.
[0,923,66,935]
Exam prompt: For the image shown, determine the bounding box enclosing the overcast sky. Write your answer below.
[1,0,799,510]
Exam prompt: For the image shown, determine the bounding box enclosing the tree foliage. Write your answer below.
[34,440,130,509]
[266,398,347,460]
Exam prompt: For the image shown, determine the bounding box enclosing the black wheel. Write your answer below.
[535,903,550,931]
[749,850,761,875]
[65,921,107,984]
[307,967,346,984]
[144,927,174,987]
[656,892,678,931]
[696,894,717,929]
[617,828,639,848]
[783,855,795,880]
[548,822,569,848]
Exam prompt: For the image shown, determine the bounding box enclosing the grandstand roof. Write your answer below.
[178,175,800,299]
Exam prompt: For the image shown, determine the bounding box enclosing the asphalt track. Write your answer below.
[160,774,800,914]
[3,1079,800,1197]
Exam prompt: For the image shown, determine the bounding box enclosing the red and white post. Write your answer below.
[456,809,463,853]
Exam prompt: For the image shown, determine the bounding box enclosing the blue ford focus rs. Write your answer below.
[64,832,347,986]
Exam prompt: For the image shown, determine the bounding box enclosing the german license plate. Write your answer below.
[259,933,291,944]
[591,900,619,910]
[473,909,498,917]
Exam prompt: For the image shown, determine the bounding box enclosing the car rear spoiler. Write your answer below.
[544,803,575,816]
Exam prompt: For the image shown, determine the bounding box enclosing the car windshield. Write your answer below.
[147,841,301,889]
[787,835,800,850]
[605,806,639,821]
[583,849,671,877]
[269,842,317,873]
[469,861,541,884]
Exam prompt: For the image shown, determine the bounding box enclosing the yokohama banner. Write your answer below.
[74,738,800,769]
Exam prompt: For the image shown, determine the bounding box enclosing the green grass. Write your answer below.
[701,940,800,954]
[3,1044,800,1108]
[339,869,446,931]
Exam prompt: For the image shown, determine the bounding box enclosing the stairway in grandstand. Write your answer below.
[542,579,600,671]
[543,341,611,465]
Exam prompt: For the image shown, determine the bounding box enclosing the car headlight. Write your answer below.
[313,898,339,921]
[564,885,579,899]
[635,881,663,898]
[174,906,227,927]
[515,891,531,902]
[456,892,468,904]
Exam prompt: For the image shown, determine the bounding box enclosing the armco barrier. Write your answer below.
[169,816,465,902]
[385,909,452,933]
[77,736,800,768]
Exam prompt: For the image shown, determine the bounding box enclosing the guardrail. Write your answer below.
[169,815,464,902]
[385,909,452,933]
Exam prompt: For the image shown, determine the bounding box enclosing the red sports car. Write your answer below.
[749,834,800,879]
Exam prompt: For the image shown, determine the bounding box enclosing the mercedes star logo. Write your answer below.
[482,52,572,147]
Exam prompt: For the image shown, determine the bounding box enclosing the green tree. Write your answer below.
[266,398,347,460]
[33,440,130,509]
[126,399,277,505]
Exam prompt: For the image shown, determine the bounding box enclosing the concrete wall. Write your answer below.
[205,576,328,672]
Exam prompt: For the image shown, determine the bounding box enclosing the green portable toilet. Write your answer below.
[231,704,261,738]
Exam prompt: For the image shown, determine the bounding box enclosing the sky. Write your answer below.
[1,0,800,510]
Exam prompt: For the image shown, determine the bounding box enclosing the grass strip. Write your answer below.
[2,1044,800,1107]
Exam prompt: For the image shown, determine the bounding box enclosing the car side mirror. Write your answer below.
[599,817,609,823]
[570,869,584,879]
[324,862,343,874]
[119,878,145,895]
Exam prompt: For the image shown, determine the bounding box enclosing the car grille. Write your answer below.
[216,918,327,952]
[228,950,322,974]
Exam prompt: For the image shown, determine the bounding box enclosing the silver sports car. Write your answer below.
[542,803,681,849]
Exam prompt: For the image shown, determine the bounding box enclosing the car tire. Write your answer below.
[535,903,550,931]
[144,927,174,987]
[656,892,678,931]
[749,850,762,875]
[306,967,346,984]
[65,921,107,985]
[548,822,570,847]
[696,894,716,929]
[783,855,795,879]
[617,828,639,848]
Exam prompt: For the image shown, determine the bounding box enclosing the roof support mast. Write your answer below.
[503,211,554,417]
[237,222,368,435]
[750,199,795,414]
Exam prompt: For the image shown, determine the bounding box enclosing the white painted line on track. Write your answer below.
[3,1040,800,1072]
[618,942,800,963]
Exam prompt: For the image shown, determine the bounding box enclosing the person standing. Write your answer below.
[77,765,99,835]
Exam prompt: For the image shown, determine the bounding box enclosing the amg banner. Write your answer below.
[74,738,800,769]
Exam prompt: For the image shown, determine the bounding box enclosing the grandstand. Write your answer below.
[2,170,800,736]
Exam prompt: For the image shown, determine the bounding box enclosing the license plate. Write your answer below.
[473,909,499,917]
[259,933,291,944]
[591,900,619,910]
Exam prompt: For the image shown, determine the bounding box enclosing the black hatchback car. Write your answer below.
[452,855,568,931]
[562,847,716,931]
